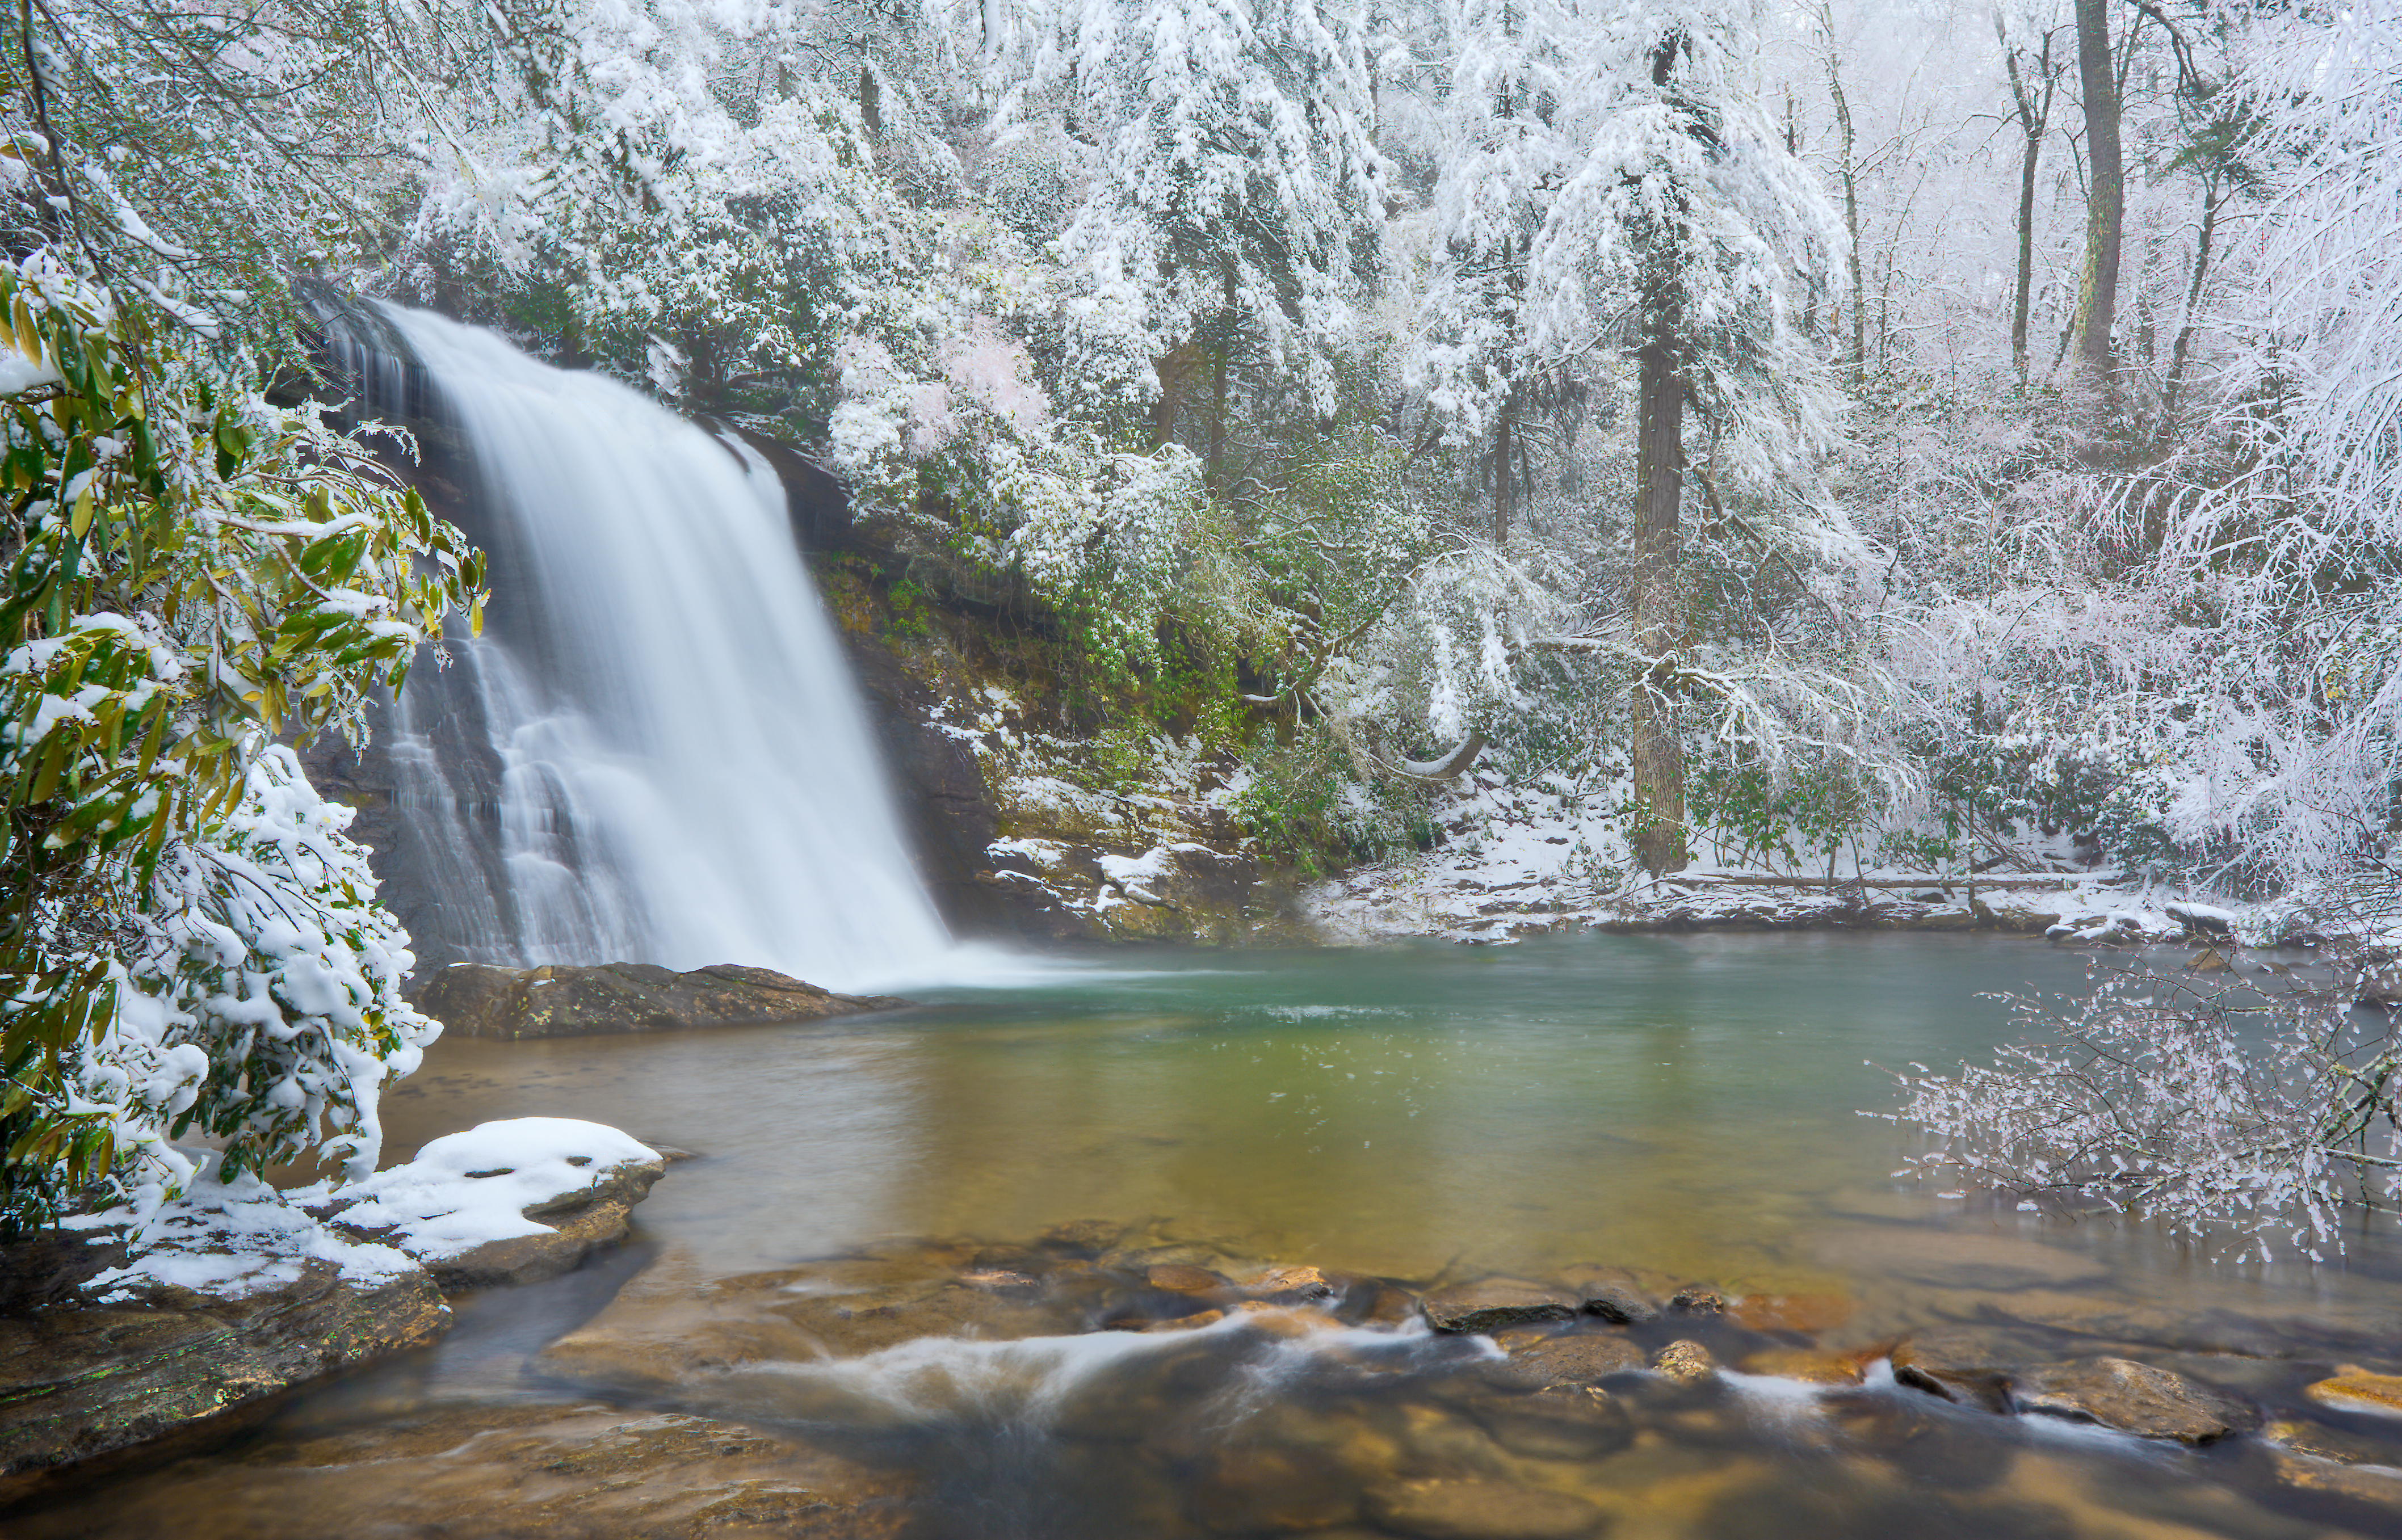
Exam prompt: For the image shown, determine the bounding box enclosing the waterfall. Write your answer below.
[358,307,951,993]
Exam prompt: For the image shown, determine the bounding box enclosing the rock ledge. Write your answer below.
[415,961,904,1039]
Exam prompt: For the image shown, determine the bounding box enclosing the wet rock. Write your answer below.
[2269,1448,2402,1511]
[415,961,904,1039]
[1421,1280,1577,1335]
[1498,1333,1646,1388]
[2010,1357,2258,1444]
[1563,1266,1662,1324]
[0,1255,447,1504]
[2306,1370,2402,1416]
[1653,1340,1717,1383]
[1145,1308,1225,1333]
[1888,1333,2021,1414]
[1148,1263,1229,1293]
[1363,1478,1606,1540]
[1244,1265,1337,1303]
[1668,1284,1726,1315]
[1472,1387,1633,1462]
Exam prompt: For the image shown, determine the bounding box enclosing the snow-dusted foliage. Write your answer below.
[1894,953,2402,1261]
[1033,0,1387,416]
[2097,0,2402,893]
[0,253,482,1233]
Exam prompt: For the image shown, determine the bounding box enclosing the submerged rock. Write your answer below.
[2306,1370,2402,1416]
[414,961,903,1040]
[4,1401,912,1539]
[1498,1332,1647,1388]
[1363,1478,1606,1540]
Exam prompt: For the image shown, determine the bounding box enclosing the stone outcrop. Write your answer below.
[0,1248,447,1505]
[413,961,903,1040]
[1420,1279,1579,1335]
[0,1120,668,1504]
[308,1121,669,1292]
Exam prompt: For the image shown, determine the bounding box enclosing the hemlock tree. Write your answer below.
[1406,0,1574,543]
[1523,0,1845,873]
[1041,0,1387,479]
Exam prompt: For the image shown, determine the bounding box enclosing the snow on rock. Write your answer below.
[302,1118,666,1291]
[61,1118,667,1306]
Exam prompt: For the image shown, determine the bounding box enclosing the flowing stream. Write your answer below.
[24,935,2402,1538]
[356,308,949,992]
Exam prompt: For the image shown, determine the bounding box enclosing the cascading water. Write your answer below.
[352,306,950,992]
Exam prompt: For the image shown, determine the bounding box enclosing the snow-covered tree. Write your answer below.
[1522,0,1847,873]
[1036,0,1388,472]
[0,254,484,1234]
[1405,0,1574,541]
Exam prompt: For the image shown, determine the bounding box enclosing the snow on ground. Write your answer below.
[1306,772,2240,946]
[66,1158,418,1303]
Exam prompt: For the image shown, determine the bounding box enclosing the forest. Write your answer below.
[12,1,2402,1530]
[4,0,2402,1251]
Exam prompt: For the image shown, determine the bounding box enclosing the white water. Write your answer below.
[376,308,951,992]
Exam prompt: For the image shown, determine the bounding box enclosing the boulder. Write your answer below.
[1653,1340,1717,1383]
[305,1119,667,1292]
[414,961,904,1039]
[1498,1333,1647,1388]
[2011,1357,2259,1444]
[0,1234,446,1504]
[1421,1280,1578,1335]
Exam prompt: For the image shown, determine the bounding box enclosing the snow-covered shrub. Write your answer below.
[0,253,483,1234]
[1893,949,2402,1261]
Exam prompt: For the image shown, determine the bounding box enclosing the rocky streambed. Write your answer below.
[19,1213,2402,1538]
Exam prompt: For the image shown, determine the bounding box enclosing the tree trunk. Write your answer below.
[1993,10,2053,388]
[2161,174,2221,426]
[1630,323,1687,876]
[1492,393,1513,543]
[1819,5,1865,385]
[2071,0,2122,385]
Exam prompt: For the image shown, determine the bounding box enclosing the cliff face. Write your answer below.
[766,437,1304,949]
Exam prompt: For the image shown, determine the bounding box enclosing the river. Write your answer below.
[23,933,2402,1538]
